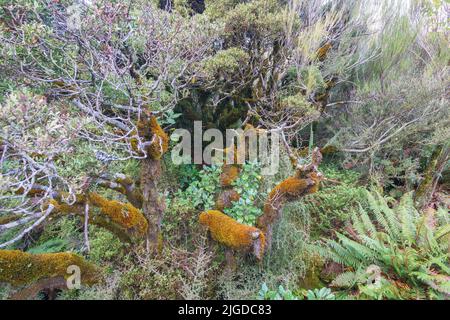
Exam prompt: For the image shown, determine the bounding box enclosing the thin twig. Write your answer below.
[0,204,54,249]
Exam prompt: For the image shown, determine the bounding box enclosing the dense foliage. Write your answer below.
[0,0,448,300]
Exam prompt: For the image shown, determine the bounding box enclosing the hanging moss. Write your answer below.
[0,250,100,287]
[199,210,265,259]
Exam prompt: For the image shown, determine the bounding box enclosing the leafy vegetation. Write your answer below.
[224,161,264,226]
[0,0,448,301]
[258,283,336,300]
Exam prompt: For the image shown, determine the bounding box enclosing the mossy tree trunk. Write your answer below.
[140,157,165,255]
[415,144,449,209]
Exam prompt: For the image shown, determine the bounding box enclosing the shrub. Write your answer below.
[224,161,265,226]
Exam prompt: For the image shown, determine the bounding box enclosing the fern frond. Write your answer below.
[367,191,395,239]
[435,224,450,242]
[411,271,450,295]
[375,191,401,240]
[397,193,417,245]
[324,238,362,268]
[336,233,377,264]
[436,207,450,225]
[351,207,366,237]
[321,190,449,298]
[359,235,388,256]
[358,204,377,237]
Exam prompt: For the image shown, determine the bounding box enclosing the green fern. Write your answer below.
[331,270,366,288]
[321,191,450,299]
[27,238,70,254]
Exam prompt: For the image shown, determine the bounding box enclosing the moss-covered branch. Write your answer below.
[88,193,148,240]
[131,115,169,160]
[257,148,323,247]
[49,192,148,243]
[0,250,100,287]
[199,210,265,260]
[97,174,143,209]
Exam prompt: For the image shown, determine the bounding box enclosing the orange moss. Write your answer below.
[258,171,323,233]
[298,147,310,158]
[130,116,168,160]
[220,146,238,164]
[0,214,22,225]
[244,123,255,131]
[10,276,67,300]
[115,175,134,187]
[289,147,309,167]
[49,199,79,215]
[215,189,240,211]
[305,172,322,194]
[243,123,266,136]
[220,165,240,187]
[130,131,140,154]
[147,116,169,160]
[199,210,265,259]
[320,145,338,155]
[0,250,100,287]
[317,42,332,61]
[49,193,148,241]
[267,176,312,202]
[217,124,265,186]
[88,193,148,237]
[14,187,45,197]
